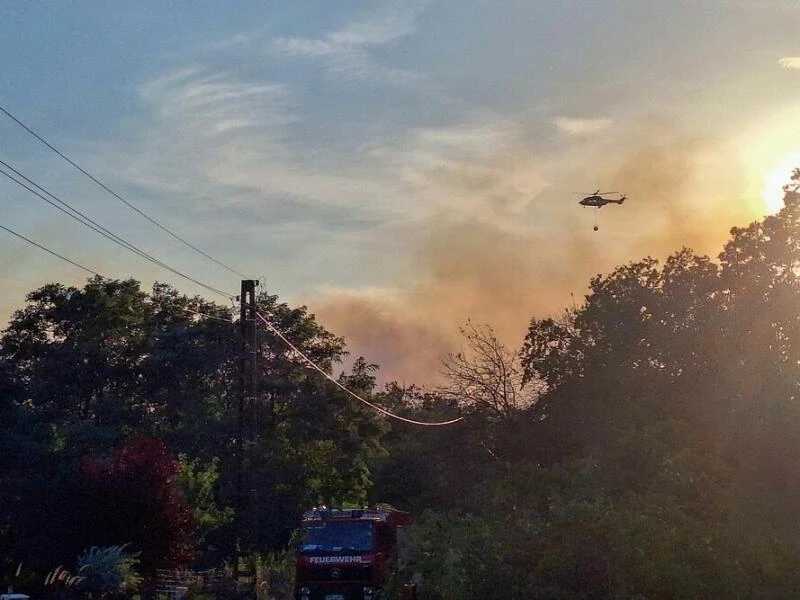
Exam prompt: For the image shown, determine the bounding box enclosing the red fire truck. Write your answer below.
[294,506,411,600]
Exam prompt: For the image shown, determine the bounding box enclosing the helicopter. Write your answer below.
[578,190,627,208]
[575,190,627,231]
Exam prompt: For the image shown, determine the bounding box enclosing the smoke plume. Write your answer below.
[310,120,759,386]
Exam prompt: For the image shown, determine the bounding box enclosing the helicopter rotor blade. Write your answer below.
[572,190,620,196]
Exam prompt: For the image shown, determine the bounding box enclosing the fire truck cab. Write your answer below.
[294,506,410,600]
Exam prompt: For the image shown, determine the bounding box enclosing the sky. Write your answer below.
[2,0,800,385]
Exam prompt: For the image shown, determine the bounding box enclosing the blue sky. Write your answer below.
[2,1,800,383]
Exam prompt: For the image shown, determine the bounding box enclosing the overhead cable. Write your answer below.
[1,224,456,427]
[0,223,104,278]
[255,311,464,427]
[0,160,234,300]
[0,104,251,280]
[1,159,163,266]
[1,223,235,326]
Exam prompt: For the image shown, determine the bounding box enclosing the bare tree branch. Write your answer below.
[438,321,542,421]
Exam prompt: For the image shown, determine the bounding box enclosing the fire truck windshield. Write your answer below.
[300,521,374,553]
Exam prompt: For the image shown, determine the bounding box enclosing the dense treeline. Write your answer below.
[4,178,800,598]
[388,183,800,598]
[0,282,388,589]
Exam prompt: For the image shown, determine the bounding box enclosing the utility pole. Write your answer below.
[236,279,258,566]
[239,279,258,442]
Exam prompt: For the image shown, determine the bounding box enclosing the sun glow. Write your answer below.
[760,152,800,214]
[737,106,800,216]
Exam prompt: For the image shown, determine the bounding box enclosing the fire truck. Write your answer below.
[294,506,411,600]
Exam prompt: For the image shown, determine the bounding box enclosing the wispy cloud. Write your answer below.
[778,57,800,69]
[120,63,553,229]
[276,1,424,54]
[378,119,552,221]
[553,116,613,136]
[272,0,429,84]
[103,67,423,231]
[204,30,266,51]
[139,68,297,132]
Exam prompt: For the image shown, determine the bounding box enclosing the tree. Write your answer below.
[440,321,540,422]
[230,305,390,550]
[368,384,467,514]
[0,278,151,430]
[76,436,196,574]
[176,455,233,565]
[509,185,800,596]
[0,277,391,562]
[390,180,800,598]
[521,249,726,466]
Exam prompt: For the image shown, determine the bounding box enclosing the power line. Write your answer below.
[0,104,251,280]
[0,160,235,300]
[1,222,237,328]
[1,219,454,427]
[0,223,104,278]
[1,159,161,265]
[2,225,442,429]
[0,161,234,299]
[255,311,464,427]
[0,107,459,419]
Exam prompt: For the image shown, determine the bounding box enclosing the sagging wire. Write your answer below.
[254,311,463,427]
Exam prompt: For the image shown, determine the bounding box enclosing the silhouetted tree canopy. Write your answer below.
[386,185,800,598]
[0,278,389,579]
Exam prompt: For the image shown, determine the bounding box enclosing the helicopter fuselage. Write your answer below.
[579,195,624,207]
